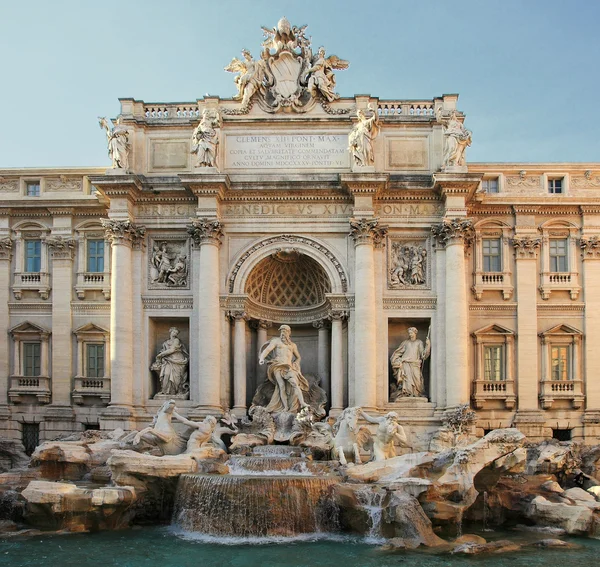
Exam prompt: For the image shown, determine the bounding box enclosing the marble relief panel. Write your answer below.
[387,237,431,290]
[148,236,190,290]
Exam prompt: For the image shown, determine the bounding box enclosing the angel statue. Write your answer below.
[305,47,349,102]
[224,49,271,108]
[191,109,221,168]
[98,117,131,171]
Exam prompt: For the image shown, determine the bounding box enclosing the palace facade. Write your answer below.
[1,20,599,451]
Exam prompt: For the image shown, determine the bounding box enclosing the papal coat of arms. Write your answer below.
[224,17,349,114]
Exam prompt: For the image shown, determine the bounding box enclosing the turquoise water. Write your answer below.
[1,527,599,567]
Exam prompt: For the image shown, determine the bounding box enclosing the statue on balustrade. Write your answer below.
[360,410,409,461]
[438,109,472,168]
[348,104,379,167]
[390,327,431,400]
[98,116,131,171]
[151,327,190,399]
[191,109,222,168]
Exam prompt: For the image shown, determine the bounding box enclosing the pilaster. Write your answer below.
[229,310,249,417]
[314,319,331,404]
[0,234,12,421]
[328,309,348,415]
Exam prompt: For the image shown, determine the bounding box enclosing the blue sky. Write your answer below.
[1,0,598,167]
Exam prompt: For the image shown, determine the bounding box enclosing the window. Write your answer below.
[548,178,563,194]
[24,240,41,272]
[86,239,105,272]
[551,345,570,380]
[22,423,40,456]
[482,178,499,193]
[482,238,501,272]
[552,429,572,441]
[23,342,41,377]
[26,182,40,197]
[549,238,568,272]
[484,345,504,381]
[86,343,105,378]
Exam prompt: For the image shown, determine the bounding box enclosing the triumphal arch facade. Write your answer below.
[1,18,600,449]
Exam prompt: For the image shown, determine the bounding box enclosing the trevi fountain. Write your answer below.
[1,17,600,567]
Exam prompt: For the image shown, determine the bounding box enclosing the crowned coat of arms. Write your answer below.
[224,17,349,113]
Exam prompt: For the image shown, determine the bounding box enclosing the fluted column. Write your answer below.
[102,219,146,412]
[432,218,473,407]
[314,319,330,401]
[349,218,387,409]
[46,235,76,408]
[329,310,347,413]
[512,236,541,411]
[0,237,12,418]
[188,218,223,413]
[230,311,248,416]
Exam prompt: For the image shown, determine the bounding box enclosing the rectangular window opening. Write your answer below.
[87,239,105,273]
[26,182,41,197]
[482,238,502,272]
[22,423,40,456]
[548,178,563,194]
[549,238,568,272]
[482,178,499,194]
[86,343,105,378]
[552,429,572,441]
[23,342,41,377]
[551,345,570,380]
[24,240,41,273]
[484,345,504,381]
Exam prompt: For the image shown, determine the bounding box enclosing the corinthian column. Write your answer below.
[188,218,224,414]
[0,237,12,418]
[349,218,388,410]
[230,310,249,417]
[101,219,146,414]
[329,310,347,414]
[432,218,473,407]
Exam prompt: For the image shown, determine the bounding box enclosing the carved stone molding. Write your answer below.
[431,218,474,247]
[227,310,249,322]
[580,236,600,259]
[512,235,541,258]
[382,297,436,311]
[349,217,388,247]
[45,236,76,260]
[46,176,83,192]
[0,237,13,260]
[148,237,190,290]
[387,237,430,290]
[0,178,19,193]
[101,219,146,248]
[506,174,541,188]
[187,218,224,248]
[572,172,600,188]
[141,296,193,310]
[228,234,348,293]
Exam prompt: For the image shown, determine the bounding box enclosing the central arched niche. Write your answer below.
[244,249,332,324]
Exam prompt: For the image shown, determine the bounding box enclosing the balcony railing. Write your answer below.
[75,272,111,300]
[472,379,516,410]
[540,271,580,300]
[72,376,111,405]
[13,272,50,300]
[9,375,51,404]
[540,379,584,409]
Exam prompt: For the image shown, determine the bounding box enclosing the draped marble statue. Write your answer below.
[390,327,431,399]
[151,327,190,398]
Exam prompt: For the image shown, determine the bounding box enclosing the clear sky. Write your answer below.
[1,0,598,168]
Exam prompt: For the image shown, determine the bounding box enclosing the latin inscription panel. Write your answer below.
[225,134,349,170]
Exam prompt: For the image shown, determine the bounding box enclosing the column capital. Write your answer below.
[187,218,224,248]
[349,217,388,247]
[101,218,146,248]
[45,236,76,260]
[512,235,541,259]
[227,310,249,322]
[431,217,474,248]
[328,309,349,321]
[313,319,331,330]
[580,236,600,259]
[0,237,13,260]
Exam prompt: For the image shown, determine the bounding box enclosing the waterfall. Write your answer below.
[173,474,339,537]
[355,486,386,539]
[227,456,333,476]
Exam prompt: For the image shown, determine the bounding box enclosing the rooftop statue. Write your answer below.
[191,109,221,168]
[348,104,379,167]
[224,17,348,113]
[438,109,472,169]
[98,116,131,171]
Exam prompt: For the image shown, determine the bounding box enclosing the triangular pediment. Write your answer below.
[9,321,50,335]
[540,323,582,337]
[74,323,109,335]
[472,323,514,336]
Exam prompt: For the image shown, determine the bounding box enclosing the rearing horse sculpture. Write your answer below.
[331,406,371,465]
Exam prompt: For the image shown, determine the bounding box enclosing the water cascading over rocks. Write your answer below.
[172,473,339,537]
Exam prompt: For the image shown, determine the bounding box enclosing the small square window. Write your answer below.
[482,178,499,193]
[549,238,568,272]
[482,238,502,272]
[548,178,563,194]
[24,240,41,273]
[26,182,41,197]
[87,240,105,273]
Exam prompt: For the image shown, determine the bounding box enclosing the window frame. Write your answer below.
[75,226,111,300]
[539,222,580,300]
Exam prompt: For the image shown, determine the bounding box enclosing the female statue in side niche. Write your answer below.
[151,327,189,398]
[390,327,431,399]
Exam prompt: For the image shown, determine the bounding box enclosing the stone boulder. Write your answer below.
[21,480,136,531]
[525,495,593,534]
[0,439,29,472]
